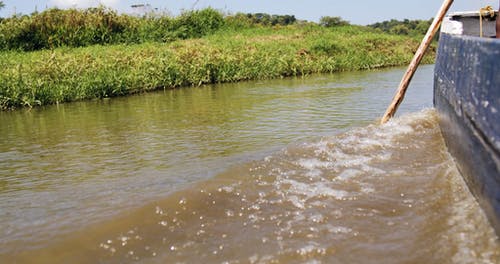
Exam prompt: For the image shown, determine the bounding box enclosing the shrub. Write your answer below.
[224,13,254,29]
[311,39,345,55]
[173,8,225,39]
[319,16,350,27]
[0,7,226,51]
[368,18,433,36]
[390,25,410,35]
[0,7,138,50]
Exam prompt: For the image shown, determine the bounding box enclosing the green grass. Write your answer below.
[0,24,436,110]
[0,7,225,51]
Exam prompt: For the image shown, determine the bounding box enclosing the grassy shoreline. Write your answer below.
[0,24,435,110]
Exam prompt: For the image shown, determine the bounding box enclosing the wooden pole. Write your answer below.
[380,0,454,124]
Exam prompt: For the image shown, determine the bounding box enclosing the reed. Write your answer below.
[0,7,224,51]
[0,23,435,110]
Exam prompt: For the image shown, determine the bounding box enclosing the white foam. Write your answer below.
[295,242,326,257]
[326,225,353,234]
[264,112,439,210]
[336,169,362,181]
[275,178,351,209]
[296,158,331,170]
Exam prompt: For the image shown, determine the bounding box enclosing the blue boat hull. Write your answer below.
[434,33,500,236]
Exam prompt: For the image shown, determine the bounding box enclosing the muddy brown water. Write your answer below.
[0,65,498,263]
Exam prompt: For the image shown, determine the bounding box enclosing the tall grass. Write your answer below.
[0,24,435,110]
[0,7,224,51]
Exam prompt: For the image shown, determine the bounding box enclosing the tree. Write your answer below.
[415,19,432,35]
[319,16,349,27]
[368,18,433,36]
[390,24,410,35]
[0,1,5,10]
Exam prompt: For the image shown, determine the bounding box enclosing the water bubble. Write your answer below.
[218,186,234,193]
[250,204,260,210]
[309,214,325,223]
[100,243,110,250]
[296,244,326,257]
[119,236,129,246]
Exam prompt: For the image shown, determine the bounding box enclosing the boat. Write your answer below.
[434,10,500,236]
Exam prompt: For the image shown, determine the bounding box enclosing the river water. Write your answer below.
[0,65,498,263]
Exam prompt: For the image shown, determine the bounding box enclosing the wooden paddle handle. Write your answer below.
[380,0,454,124]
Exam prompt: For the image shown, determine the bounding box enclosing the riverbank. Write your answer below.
[0,24,435,110]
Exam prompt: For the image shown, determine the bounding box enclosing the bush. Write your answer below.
[0,7,139,50]
[173,8,225,39]
[368,18,432,36]
[390,25,410,35]
[311,39,345,55]
[319,16,350,27]
[0,7,226,51]
[224,13,254,29]
[224,12,296,27]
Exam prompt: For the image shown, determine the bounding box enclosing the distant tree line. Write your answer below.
[368,18,432,36]
[227,13,297,26]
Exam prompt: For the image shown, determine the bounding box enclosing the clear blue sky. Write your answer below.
[0,0,498,25]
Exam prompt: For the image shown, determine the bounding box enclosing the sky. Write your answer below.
[0,0,498,25]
